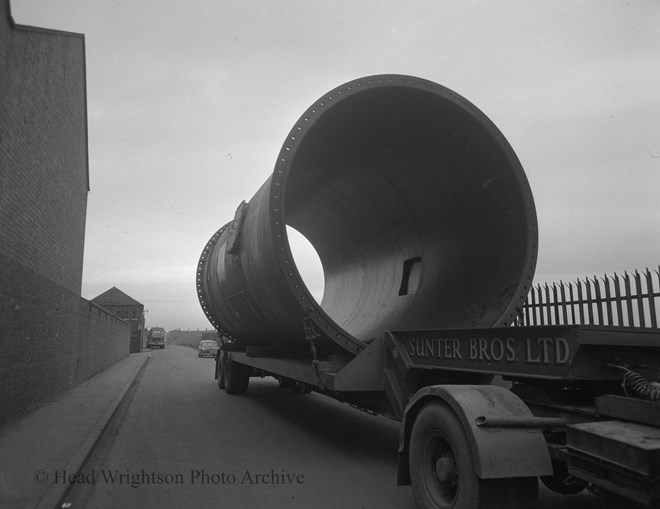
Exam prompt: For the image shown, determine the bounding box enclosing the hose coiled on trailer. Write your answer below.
[606,363,660,402]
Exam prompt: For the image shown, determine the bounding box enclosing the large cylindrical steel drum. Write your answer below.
[197,75,537,357]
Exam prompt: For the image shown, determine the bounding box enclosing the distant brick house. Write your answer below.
[91,287,145,353]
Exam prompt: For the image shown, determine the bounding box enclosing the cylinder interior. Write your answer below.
[282,84,536,341]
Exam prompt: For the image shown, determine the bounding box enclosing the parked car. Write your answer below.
[198,340,218,358]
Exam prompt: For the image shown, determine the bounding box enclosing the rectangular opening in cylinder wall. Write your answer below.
[399,256,422,296]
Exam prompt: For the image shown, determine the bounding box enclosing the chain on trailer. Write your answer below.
[303,316,326,392]
[302,316,380,417]
[346,401,379,417]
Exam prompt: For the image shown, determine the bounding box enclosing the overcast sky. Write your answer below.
[11,0,660,331]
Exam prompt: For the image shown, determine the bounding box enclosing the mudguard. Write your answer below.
[398,385,553,485]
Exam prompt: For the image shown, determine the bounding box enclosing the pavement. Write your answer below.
[0,351,151,509]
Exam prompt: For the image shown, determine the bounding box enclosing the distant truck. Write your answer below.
[146,327,166,349]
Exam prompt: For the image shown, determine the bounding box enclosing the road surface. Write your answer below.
[64,345,634,509]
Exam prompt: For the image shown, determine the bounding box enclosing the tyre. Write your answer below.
[410,401,537,509]
[217,356,226,390]
[224,360,249,395]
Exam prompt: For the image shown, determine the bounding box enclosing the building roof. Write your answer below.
[91,287,143,307]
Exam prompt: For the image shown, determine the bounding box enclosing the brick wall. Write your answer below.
[0,0,88,294]
[0,2,130,427]
[0,250,130,425]
[76,301,131,383]
[99,304,145,353]
[167,329,221,349]
[0,251,83,423]
[167,330,207,348]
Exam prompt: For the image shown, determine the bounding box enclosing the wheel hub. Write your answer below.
[435,454,457,483]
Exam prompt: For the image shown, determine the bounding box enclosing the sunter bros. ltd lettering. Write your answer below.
[525,337,570,365]
[408,337,515,363]
[467,337,517,362]
[407,336,570,366]
[408,337,463,360]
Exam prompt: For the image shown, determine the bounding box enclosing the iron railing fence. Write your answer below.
[516,266,660,329]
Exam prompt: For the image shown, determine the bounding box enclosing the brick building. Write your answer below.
[92,287,146,353]
[0,0,130,426]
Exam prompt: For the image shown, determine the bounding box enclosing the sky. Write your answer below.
[10,0,660,331]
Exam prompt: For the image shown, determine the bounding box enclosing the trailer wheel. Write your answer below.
[217,356,226,390]
[225,360,249,395]
[410,401,537,509]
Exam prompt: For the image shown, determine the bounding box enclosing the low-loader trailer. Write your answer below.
[197,75,660,509]
[214,324,660,509]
